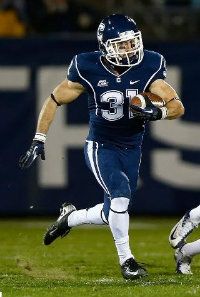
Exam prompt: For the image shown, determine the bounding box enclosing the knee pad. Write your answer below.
[110,197,130,213]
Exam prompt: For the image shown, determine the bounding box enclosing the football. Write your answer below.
[130,92,166,109]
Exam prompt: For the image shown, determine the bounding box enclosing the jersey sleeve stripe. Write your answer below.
[75,55,98,115]
[143,55,164,91]
[67,59,74,76]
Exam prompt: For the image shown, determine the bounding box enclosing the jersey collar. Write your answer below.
[99,56,134,78]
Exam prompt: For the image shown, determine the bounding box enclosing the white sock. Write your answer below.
[108,197,133,265]
[68,203,106,227]
[182,239,200,257]
[189,205,200,224]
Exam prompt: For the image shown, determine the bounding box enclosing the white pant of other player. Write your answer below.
[169,204,200,274]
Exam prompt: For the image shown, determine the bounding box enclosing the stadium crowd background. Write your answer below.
[0,0,199,40]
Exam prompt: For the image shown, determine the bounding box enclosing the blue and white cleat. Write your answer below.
[43,202,76,245]
[175,244,192,275]
[169,211,198,249]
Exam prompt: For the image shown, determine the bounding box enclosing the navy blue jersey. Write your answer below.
[67,50,166,147]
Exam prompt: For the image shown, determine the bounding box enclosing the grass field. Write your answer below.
[0,217,200,297]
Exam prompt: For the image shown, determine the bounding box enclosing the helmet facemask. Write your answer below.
[104,30,143,67]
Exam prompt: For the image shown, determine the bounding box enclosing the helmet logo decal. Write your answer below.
[98,23,105,32]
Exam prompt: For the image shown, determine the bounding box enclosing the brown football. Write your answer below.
[130,92,165,109]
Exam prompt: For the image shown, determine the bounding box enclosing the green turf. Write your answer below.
[0,217,199,297]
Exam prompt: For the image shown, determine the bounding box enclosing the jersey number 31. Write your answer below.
[100,89,137,121]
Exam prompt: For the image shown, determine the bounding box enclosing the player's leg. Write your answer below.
[176,239,200,274]
[43,142,111,245]
[115,145,147,278]
[84,140,134,268]
[53,191,110,233]
[108,196,147,280]
[67,145,113,227]
[169,205,200,249]
[43,202,76,245]
[43,201,108,245]
[90,141,147,279]
[68,203,108,226]
[174,238,200,274]
[89,142,133,265]
[174,239,200,274]
[44,141,146,278]
[174,244,192,274]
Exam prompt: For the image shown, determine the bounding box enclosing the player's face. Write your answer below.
[114,38,140,58]
[118,40,133,51]
[104,31,143,66]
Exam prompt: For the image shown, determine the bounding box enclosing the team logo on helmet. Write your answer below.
[98,22,105,32]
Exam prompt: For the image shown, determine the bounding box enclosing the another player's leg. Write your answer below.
[174,244,192,274]
[43,202,107,245]
[174,238,200,274]
[169,205,200,248]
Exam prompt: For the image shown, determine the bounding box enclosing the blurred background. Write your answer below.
[0,0,200,216]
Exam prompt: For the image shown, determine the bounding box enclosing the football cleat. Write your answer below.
[175,245,192,274]
[169,211,198,249]
[121,258,148,280]
[43,202,76,245]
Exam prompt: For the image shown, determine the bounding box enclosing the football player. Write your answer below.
[19,14,184,280]
[169,205,200,274]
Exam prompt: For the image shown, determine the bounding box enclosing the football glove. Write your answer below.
[130,93,167,121]
[130,104,163,121]
[19,140,45,169]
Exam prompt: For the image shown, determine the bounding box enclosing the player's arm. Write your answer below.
[149,79,185,119]
[36,80,85,134]
[130,79,185,121]
[19,80,85,169]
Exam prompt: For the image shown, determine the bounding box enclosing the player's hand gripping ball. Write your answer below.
[130,92,166,121]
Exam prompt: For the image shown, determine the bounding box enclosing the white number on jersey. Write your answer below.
[100,89,138,121]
